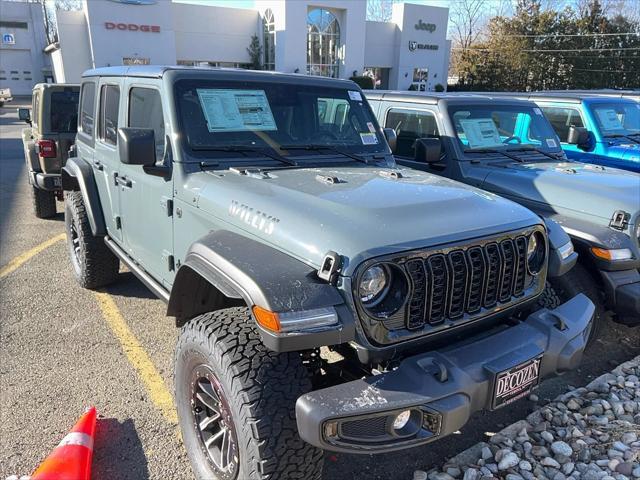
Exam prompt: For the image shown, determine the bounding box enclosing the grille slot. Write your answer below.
[406,259,427,329]
[426,254,448,325]
[340,416,389,439]
[514,237,527,296]
[447,251,468,319]
[403,235,530,329]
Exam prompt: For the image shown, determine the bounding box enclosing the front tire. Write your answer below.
[175,307,323,480]
[548,263,605,346]
[31,185,57,219]
[64,191,119,288]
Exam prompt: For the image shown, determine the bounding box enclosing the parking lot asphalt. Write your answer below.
[1,105,639,480]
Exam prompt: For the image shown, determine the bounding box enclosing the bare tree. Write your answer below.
[366,0,399,22]
[450,0,488,49]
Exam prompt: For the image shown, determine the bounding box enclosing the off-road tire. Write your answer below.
[536,282,562,310]
[64,191,119,289]
[31,185,57,219]
[548,263,606,346]
[175,307,323,480]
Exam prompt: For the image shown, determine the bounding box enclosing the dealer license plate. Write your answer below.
[491,356,542,410]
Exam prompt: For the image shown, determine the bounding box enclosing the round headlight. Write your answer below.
[527,231,546,275]
[359,265,389,304]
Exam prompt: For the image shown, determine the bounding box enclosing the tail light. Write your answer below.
[37,139,57,158]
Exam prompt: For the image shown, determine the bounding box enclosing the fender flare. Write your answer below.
[168,230,344,315]
[61,157,106,236]
[543,217,578,278]
[167,231,354,352]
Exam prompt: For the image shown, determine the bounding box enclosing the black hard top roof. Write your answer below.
[81,65,358,88]
[364,90,535,106]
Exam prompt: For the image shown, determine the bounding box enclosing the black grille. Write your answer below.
[405,236,529,329]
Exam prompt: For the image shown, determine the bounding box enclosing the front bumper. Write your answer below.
[601,269,640,325]
[30,171,62,191]
[296,294,594,453]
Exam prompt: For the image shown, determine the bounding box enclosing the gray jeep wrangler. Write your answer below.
[62,67,593,480]
[18,83,80,218]
[367,91,640,337]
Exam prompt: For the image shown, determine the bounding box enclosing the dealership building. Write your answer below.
[49,0,451,91]
[0,0,52,95]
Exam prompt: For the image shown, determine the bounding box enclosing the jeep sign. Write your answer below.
[415,19,436,32]
[105,22,160,33]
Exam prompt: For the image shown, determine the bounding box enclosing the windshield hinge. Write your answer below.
[317,251,342,284]
[379,170,403,180]
[610,210,630,231]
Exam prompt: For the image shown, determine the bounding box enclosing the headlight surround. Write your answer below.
[357,263,409,319]
[527,231,546,275]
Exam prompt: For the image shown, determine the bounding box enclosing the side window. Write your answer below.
[79,82,96,136]
[99,85,120,146]
[128,88,165,162]
[385,108,439,157]
[32,92,40,129]
[539,106,584,143]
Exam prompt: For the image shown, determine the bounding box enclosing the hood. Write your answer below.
[482,161,640,225]
[605,143,640,162]
[195,166,539,274]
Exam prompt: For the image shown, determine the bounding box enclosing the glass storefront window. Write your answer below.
[307,8,340,78]
[263,9,275,71]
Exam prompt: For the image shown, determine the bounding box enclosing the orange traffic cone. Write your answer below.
[31,407,97,480]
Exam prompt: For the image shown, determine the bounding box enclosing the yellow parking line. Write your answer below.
[93,291,178,425]
[0,233,66,279]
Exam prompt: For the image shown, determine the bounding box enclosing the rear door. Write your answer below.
[117,81,174,285]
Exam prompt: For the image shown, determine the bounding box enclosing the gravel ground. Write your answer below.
[422,356,640,480]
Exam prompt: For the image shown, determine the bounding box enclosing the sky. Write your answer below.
[174,0,454,9]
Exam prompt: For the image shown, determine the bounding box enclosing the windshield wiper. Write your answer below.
[279,144,370,164]
[193,145,297,166]
[604,134,640,144]
[505,146,564,160]
[464,147,523,162]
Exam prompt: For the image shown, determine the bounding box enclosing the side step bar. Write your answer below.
[104,236,170,303]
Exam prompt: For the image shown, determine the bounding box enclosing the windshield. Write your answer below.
[174,79,387,160]
[50,90,79,133]
[448,104,561,152]
[589,101,640,137]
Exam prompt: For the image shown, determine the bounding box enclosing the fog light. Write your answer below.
[392,410,412,430]
[324,421,338,439]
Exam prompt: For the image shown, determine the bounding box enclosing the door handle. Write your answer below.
[93,160,103,171]
[114,173,132,188]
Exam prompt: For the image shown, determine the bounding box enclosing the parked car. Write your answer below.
[18,83,80,218]
[485,92,640,173]
[62,66,593,480]
[0,87,12,107]
[366,90,640,336]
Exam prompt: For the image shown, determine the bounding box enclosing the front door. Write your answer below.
[93,79,124,242]
[117,82,174,287]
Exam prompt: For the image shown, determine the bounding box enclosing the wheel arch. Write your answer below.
[61,157,106,236]
[167,230,354,351]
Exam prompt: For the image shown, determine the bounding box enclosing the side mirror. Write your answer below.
[18,108,31,124]
[566,126,590,147]
[415,137,441,164]
[118,127,156,166]
[383,128,397,152]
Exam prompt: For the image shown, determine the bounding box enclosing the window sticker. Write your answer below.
[595,108,624,131]
[546,138,557,148]
[533,108,543,116]
[459,118,502,148]
[367,121,376,133]
[348,90,363,102]
[360,132,378,145]
[196,89,277,133]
